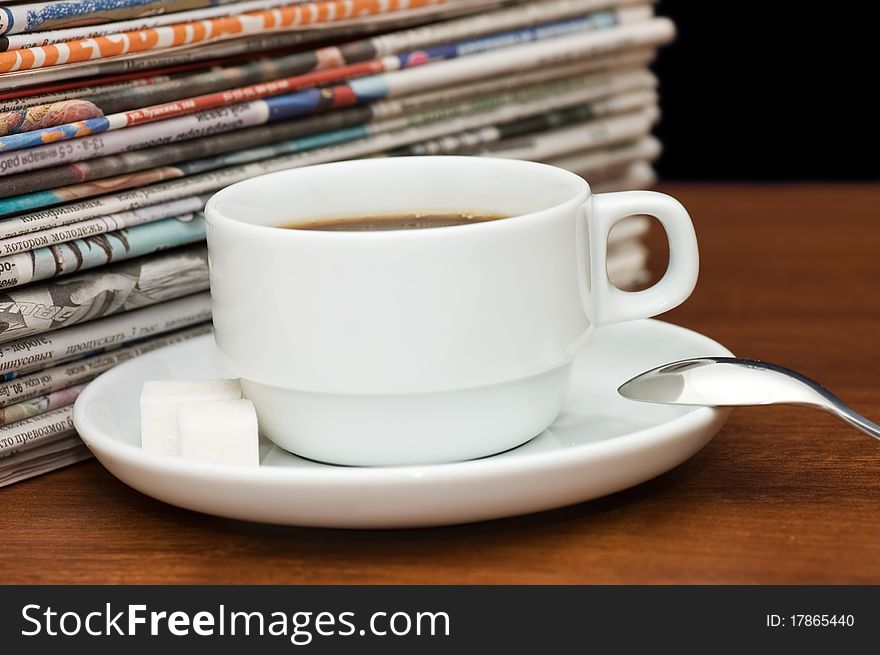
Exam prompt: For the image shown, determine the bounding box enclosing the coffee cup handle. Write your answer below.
[583,191,699,326]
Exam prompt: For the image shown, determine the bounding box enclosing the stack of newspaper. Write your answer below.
[0,0,672,485]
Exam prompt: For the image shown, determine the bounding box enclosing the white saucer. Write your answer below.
[73,320,733,528]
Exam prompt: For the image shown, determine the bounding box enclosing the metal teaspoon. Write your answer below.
[618,357,880,441]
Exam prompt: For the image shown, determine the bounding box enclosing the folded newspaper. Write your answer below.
[0,0,673,486]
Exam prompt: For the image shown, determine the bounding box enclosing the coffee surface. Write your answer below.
[284,212,507,232]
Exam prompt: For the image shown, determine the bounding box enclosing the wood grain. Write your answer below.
[2,183,879,584]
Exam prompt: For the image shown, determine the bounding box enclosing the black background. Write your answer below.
[652,2,878,180]
[2,586,876,653]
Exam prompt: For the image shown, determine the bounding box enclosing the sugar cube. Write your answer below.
[177,399,259,466]
[140,379,241,455]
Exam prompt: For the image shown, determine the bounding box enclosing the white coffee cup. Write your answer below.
[205,157,698,466]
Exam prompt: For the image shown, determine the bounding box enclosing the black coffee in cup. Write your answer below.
[284,212,507,232]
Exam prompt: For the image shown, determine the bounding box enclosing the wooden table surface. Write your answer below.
[3,183,879,584]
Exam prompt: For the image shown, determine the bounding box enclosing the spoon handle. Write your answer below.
[818,393,880,441]
[742,359,880,442]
